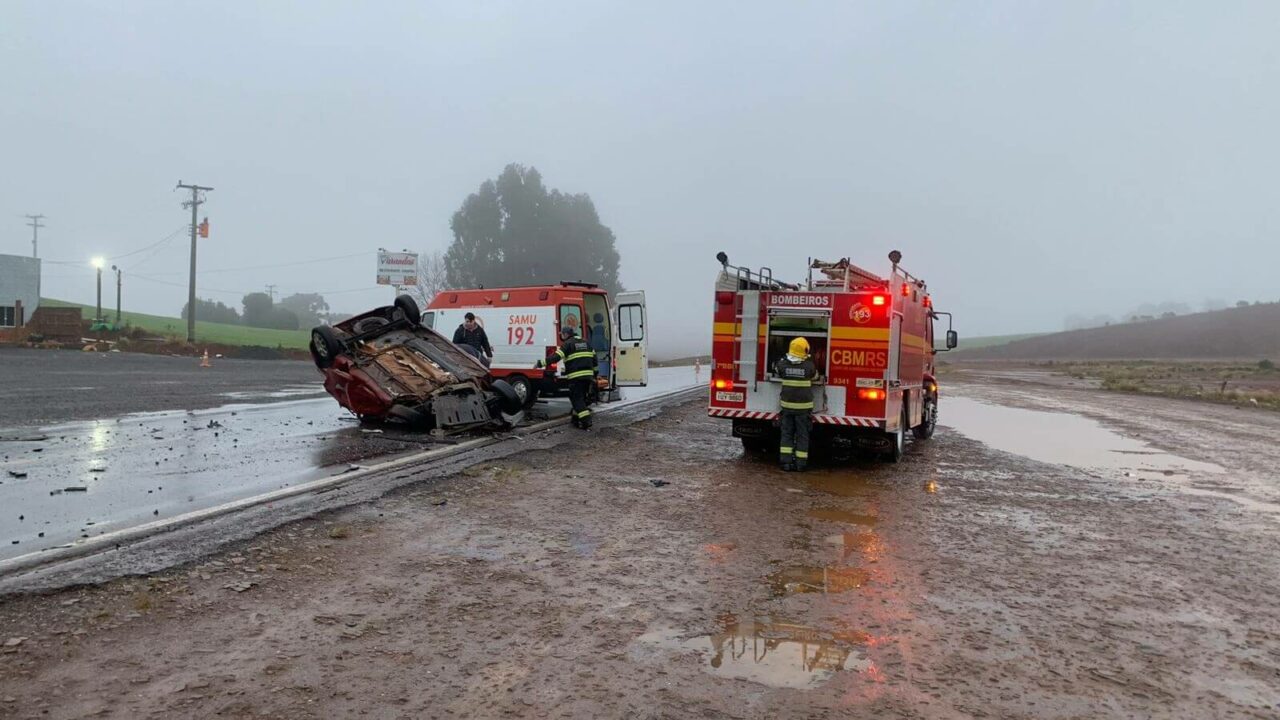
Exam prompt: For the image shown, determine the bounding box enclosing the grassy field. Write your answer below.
[41,299,311,350]
[953,332,1045,350]
[1048,360,1280,410]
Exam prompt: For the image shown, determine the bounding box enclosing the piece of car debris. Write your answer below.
[63,487,88,492]
[6,471,27,479]
[649,479,670,488]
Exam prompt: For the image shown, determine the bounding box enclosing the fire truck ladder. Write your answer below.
[734,290,760,389]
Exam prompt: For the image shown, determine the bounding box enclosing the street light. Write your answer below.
[110,265,122,328]
[91,257,105,325]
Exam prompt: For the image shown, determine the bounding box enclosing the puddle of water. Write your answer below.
[803,473,871,497]
[942,396,1223,477]
[220,385,325,400]
[807,508,878,526]
[634,615,870,689]
[766,564,869,596]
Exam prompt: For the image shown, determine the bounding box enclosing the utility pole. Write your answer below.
[265,284,278,303]
[111,265,122,327]
[176,181,213,343]
[24,214,44,258]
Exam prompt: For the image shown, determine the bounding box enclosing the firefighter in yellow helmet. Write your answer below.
[773,336,817,471]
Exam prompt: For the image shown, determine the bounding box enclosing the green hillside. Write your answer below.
[41,299,311,349]
[949,332,1045,351]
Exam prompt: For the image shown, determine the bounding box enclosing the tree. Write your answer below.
[181,298,239,325]
[279,293,329,327]
[241,293,300,330]
[420,250,449,302]
[445,164,622,294]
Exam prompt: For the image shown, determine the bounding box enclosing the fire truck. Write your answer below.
[425,283,649,407]
[708,250,957,462]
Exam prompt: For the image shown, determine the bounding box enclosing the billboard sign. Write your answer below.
[376,250,419,286]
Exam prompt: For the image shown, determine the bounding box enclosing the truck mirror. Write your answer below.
[946,330,958,350]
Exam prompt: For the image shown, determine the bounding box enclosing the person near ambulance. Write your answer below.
[538,326,598,430]
[774,337,818,471]
[453,312,493,364]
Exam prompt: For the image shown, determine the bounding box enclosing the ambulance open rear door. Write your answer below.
[613,290,649,386]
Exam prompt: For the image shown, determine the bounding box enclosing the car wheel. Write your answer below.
[310,326,343,369]
[394,294,421,325]
[506,374,538,408]
[489,379,523,415]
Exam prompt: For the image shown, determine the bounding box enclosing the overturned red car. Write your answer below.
[309,295,525,432]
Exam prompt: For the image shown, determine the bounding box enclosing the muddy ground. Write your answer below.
[1,378,1279,719]
[0,348,320,428]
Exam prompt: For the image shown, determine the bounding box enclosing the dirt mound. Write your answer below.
[959,303,1280,361]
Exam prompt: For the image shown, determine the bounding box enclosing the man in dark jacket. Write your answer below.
[774,337,817,471]
[542,326,598,429]
[453,312,492,362]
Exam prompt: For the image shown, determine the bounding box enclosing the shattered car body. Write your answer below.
[310,295,524,433]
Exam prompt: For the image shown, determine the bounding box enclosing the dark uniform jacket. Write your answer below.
[547,336,597,380]
[773,355,817,411]
[453,324,492,356]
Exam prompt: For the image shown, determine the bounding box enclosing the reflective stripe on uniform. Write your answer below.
[575,409,592,418]
[554,349,566,359]
[781,379,811,388]
[565,370,595,380]
[779,446,794,455]
[795,450,809,459]
[780,400,814,410]
[566,351,596,362]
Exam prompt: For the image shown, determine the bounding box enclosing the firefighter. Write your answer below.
[540,326,598,429]
[774,337,817,471]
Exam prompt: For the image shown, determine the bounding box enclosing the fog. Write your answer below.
[3,2,1278,357]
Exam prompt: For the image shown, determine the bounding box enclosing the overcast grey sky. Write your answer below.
[3,1,1277,355]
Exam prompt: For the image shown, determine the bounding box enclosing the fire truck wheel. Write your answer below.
[886,404,907,463]
[740,436,774,456]
[506,374,537,408]
[913,395,937,440]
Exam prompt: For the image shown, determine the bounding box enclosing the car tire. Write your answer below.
[394,294,421,325]
[741,436,774,456]
[489,379,523,415]
[310,326,343,369]
[506,374,538,408]
[913,394,937,440]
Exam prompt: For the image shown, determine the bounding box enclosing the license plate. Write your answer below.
[855,378,885,388]
[715,391,745,403]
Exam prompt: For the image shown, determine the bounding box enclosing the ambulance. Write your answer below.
[425,283,649,407]
[708,251,958,461]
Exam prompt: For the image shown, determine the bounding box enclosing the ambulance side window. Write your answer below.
[422,312,435,330]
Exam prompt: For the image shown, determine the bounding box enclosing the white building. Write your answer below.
[0,254,41,327]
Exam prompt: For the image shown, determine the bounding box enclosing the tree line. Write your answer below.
[181,292,330,330]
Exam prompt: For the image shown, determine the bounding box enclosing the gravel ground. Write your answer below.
[0,379,1278,719]
[0,348,320,428]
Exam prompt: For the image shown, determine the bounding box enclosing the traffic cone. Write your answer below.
[200,350,212,368]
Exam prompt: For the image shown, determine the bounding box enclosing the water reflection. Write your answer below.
[638,614,870,689]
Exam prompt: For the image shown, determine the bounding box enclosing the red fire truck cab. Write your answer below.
[425,283,649,407]
[708,250,958,462]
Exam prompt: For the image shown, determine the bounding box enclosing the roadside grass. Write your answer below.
[41,298,311,350]
[1039,359,1280,410]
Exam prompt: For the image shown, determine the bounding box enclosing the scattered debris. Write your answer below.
[328,525,351,539]
[6,471,26,479]
[88,467,106,473]
[64,486,88,492]
[430,497,448,506]
[223,581,257,593]
[3,637,27,648]
[649,479,669,488]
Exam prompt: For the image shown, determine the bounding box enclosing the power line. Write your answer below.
[136,250,375,277]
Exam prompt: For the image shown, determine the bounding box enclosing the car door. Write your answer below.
[613,291,648,386]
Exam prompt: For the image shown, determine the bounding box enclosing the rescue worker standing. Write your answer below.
[774,337,817,471]
[541,326,598,429]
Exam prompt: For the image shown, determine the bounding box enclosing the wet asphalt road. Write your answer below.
[0,352,703,563]
[0,371,1278,718]
[0,348,322,428]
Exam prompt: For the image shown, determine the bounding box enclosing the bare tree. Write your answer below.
[419,250,449,303]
